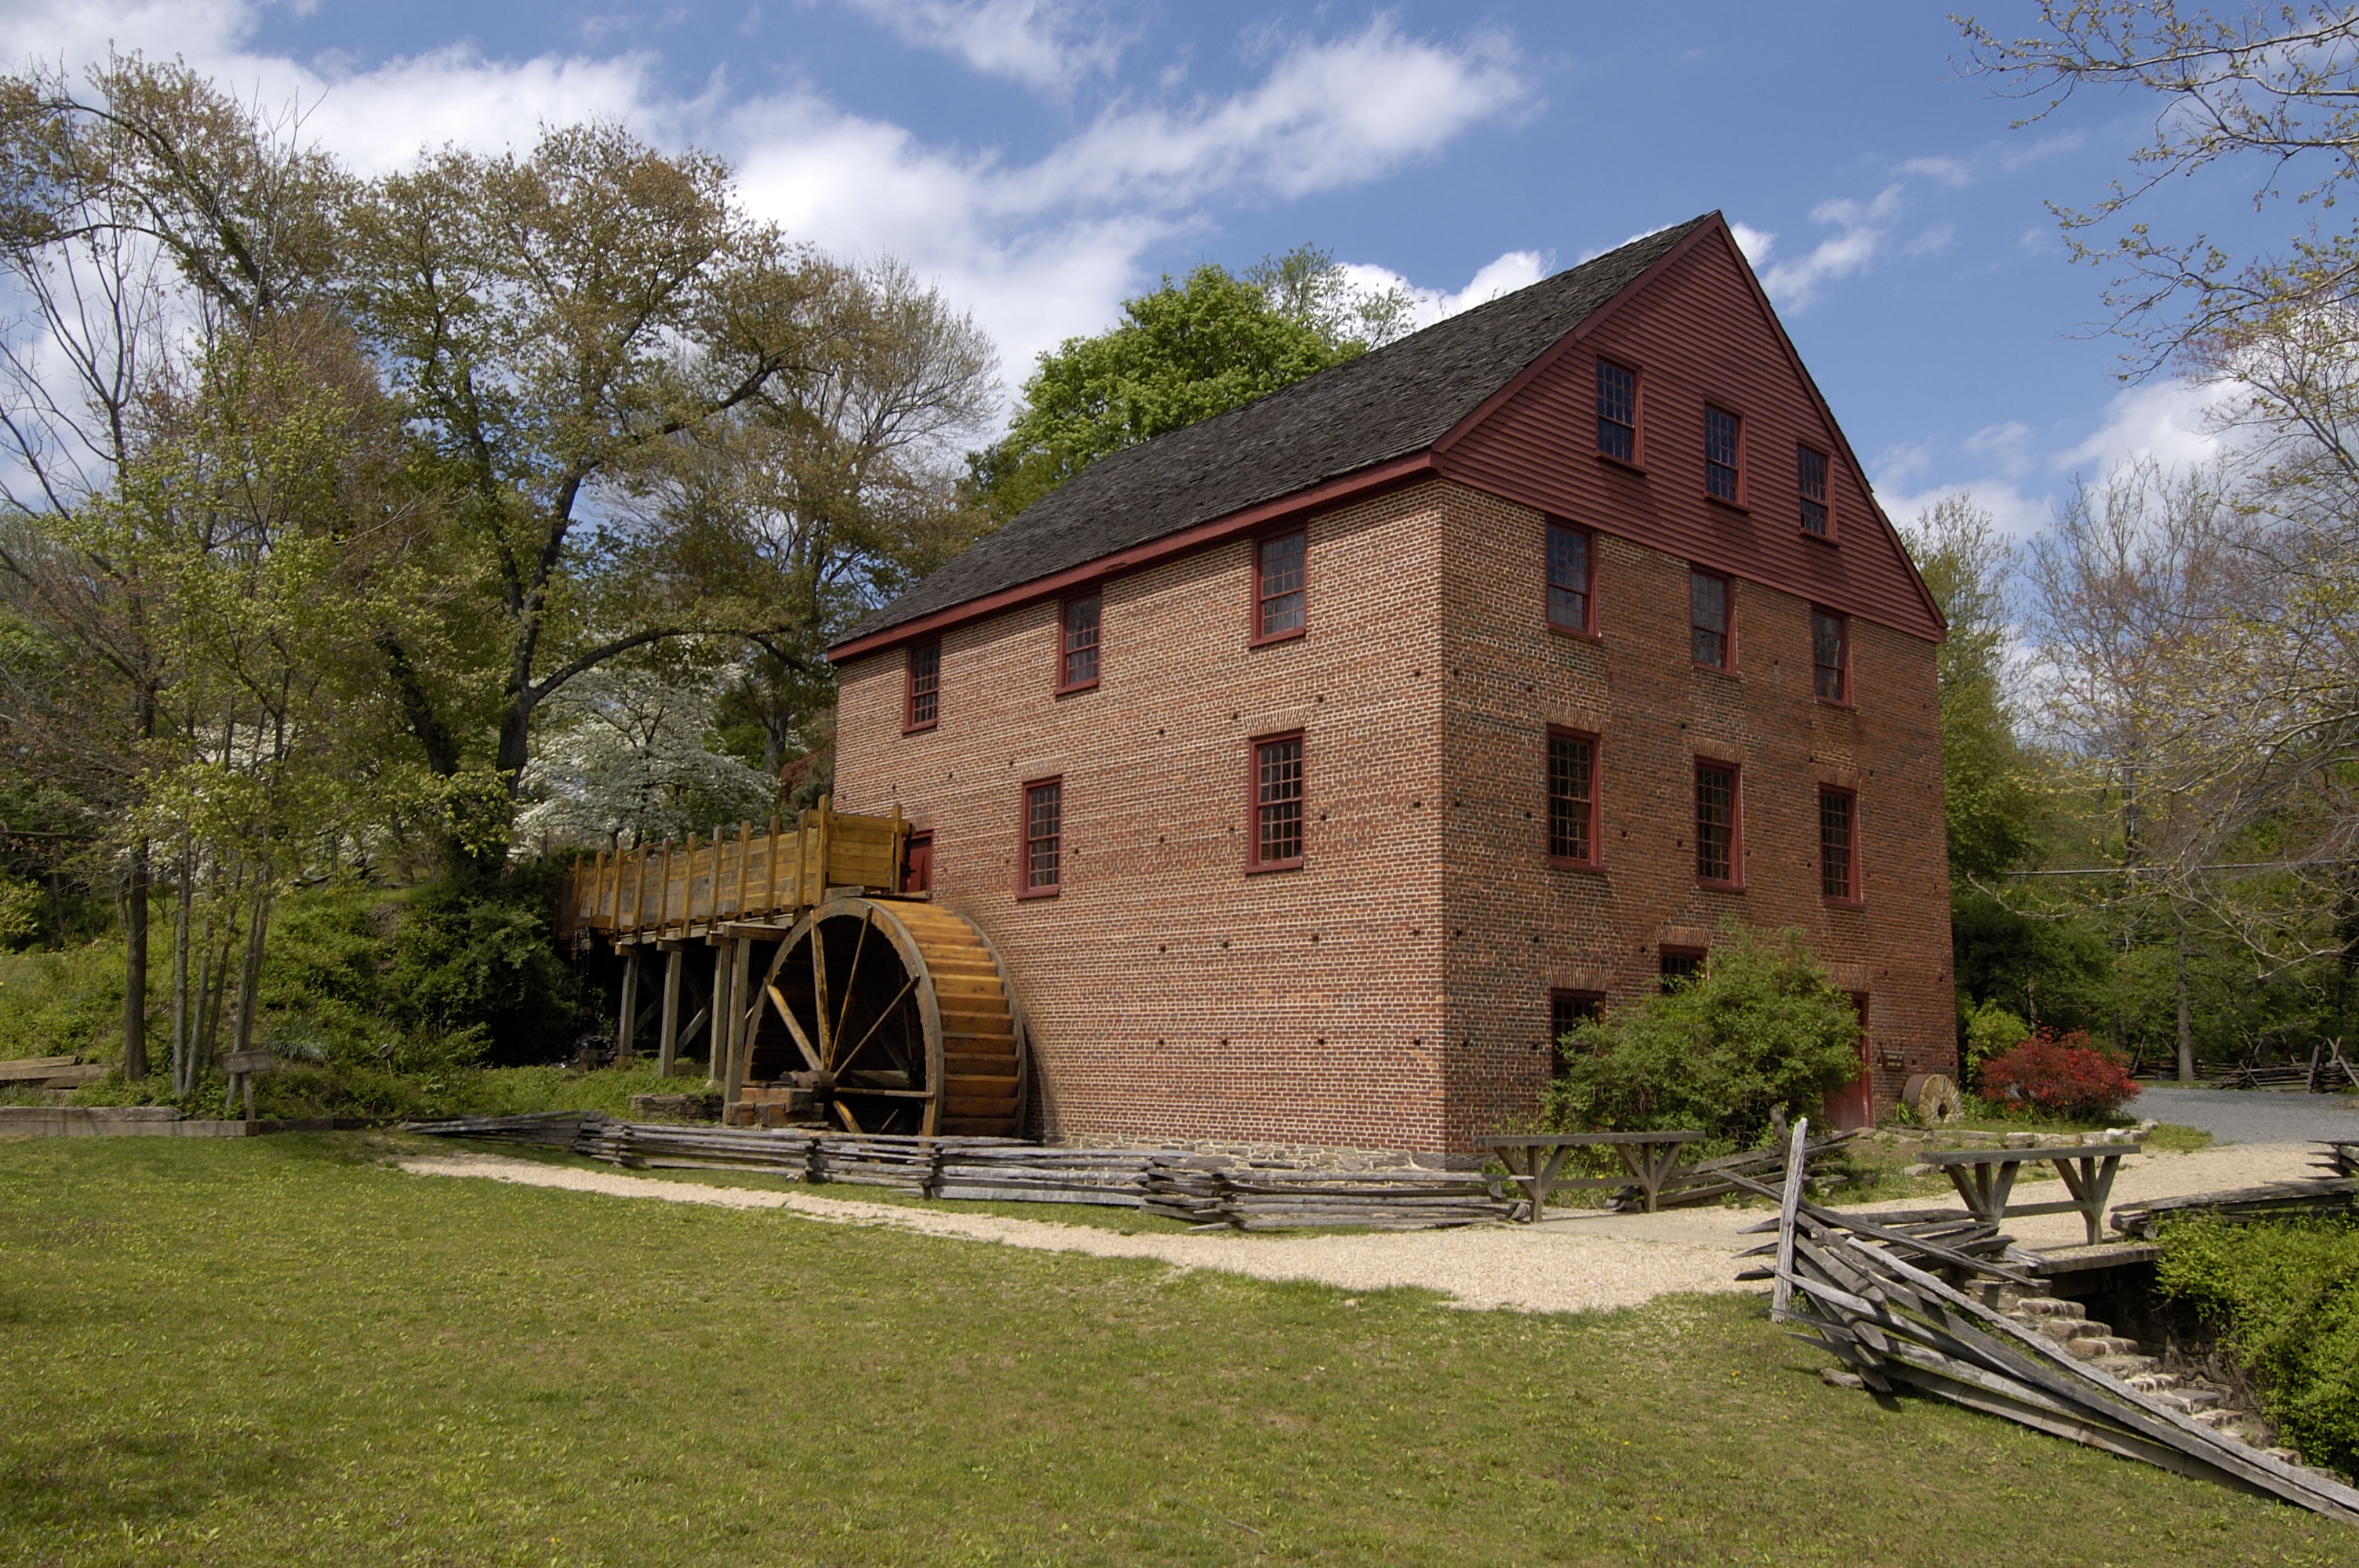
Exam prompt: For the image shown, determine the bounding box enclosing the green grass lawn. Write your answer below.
[2,1137,2349,1567]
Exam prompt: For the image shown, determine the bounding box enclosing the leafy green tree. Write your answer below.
[1905,495,2041,883]
[969,245,1401,521]
[1543,925,1863,1149]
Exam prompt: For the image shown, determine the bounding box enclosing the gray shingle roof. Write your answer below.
[838,215,1712,652]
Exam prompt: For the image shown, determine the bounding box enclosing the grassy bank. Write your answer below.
[0,1134,2350,1566]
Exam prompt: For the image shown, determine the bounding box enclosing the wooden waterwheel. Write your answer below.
[742,895,1027,1137]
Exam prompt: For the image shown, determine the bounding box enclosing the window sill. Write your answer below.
[1697,878,1746,894]
[1800,528,1839,546]
[1706,493,1749,514]
[1815,695,1855,711]
[1016,885,1061,901]
[903,720,939,735]
[1547,855,1605,873]
[1054,679,1100,698]
[1595,452,1647,477]
[1246,859,1303,876]
[1690,662,1742,679]
[1823,897,1865,911]
[1546,621,1601,642]
[1249,627,1306,650]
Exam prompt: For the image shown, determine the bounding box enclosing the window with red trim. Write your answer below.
[1797,445,1831,536]
[1689,570,1729,669]
[1812,609,1848,702]
[1546,521,1591,633]
[1546,729,1597,865]
[1659,949,1705,993]
[1252,735,1304,869]
[1255,531,1306,641]
[1595,359,1637,462]
[1060,592,1101,691]
[1704,405,1741,503]
[1550,990,1604,1077]
[1819,787,1858,902]
[1695,760,1739,886]
[905,641,940,730]
[1021,780,1061,895]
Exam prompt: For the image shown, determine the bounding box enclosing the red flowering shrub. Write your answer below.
[1976,1029,2141,1121]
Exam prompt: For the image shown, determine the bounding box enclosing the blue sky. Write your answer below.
[10,2,2268,539]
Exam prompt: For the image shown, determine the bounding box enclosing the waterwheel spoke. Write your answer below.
[830,914,872,1066]
[765,982,824,1073]
[809,923,834,1061]
[831,1098,866,1134]
[830,975,918,1082]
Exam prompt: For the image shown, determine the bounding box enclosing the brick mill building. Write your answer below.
[825,213,1954,1156]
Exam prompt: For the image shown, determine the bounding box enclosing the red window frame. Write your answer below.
[1703,404,1743,505]
[1811,608,1850,704]
[903,641,941,732]
[1797,444,1834,538]
[1549,989,1605,1077]
[1694,759,1742,889]
[1545,520,1594,636]
[1688,569,1732,670]
[1659,948,1706,993]
[1249,732,1305,872]
[1252,529,1307,645]
[1594,357,1640,466]
[1545,727,1600,868]
[1058,591,1101,693]
[1819,786,1861,905]
[1018,778,1062,898]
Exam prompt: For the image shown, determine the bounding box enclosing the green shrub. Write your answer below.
[385,868,581,1064]
[0,943,124,1063]
[1543,924,1862,1150]
[2154,1216,2359,1478]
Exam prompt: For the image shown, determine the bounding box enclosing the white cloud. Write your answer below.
[1904,222,1957,257]
[840,0,1128,95]
[1962,420,2035,478]
[1331,248,1547,334]
[1898,154,1971,187]
[2052,378,2234,476]
[1759,183,1902,310]
[8,2,1532,403]
[1728,221,1775,264]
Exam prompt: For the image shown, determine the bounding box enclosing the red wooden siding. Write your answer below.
[1435,226,1943,643]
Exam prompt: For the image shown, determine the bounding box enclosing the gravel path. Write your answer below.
[398,1152,1754,1315]
[400,1135,2337,1314]
[2136,1085,2359,1146]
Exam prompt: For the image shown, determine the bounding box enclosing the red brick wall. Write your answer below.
[834,476,1955,1152]
[1432,487,1955,1147]
[834,482,1456,1150]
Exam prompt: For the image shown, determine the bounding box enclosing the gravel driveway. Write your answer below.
[2136,1084,2359,1146]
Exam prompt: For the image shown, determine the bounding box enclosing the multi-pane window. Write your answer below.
[1547,730,1596,863]
[1550,991,1604,1076]
[905,641,941,730]
[1256,531,1306,641]
[1812,609,1848,702]
[1704,405,1741,502]
[1659,950,1705,993]
[1022,780,1062,895]
[1797,445,1830,536]
[1820,787,1857,902]
[1252,735,1304,869]
[1546,521,1591,632]
[1689,570,1729,668]
[1695,760,1738,884]
[1060,592,1101,690]
[1595,359,1637,462]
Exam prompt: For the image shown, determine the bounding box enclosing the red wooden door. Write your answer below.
[1823,993,1874,1131]
[900,831,932,895]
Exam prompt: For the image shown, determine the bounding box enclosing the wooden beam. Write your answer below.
[616,950,641,1061]
[657,945,685,1077]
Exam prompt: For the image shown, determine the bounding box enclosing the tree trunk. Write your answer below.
[2174,909,2195,1083]
[169,838,193,1094]
[122,835,150,1080]
[230,876,271,1057]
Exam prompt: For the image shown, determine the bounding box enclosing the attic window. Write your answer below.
[1255,530,1306,643]
[1595,359,1637,463]
[1797,445,1831,536]
[905,641,940,731]
[1704,405,1741,503]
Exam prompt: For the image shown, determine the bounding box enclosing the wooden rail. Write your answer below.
[559,797,908,942]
